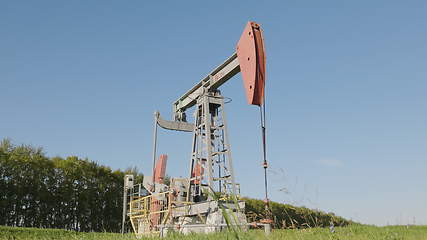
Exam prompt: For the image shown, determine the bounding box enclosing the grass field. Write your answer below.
[1,225,426,240]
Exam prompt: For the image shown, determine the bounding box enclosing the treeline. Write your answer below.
[0,139,351,232]
[244,198,353,228]
[0,139,142,232]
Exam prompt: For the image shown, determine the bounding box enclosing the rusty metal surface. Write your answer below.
[236,21,266,106]
[191,163,203,185]
[154,154,168,184]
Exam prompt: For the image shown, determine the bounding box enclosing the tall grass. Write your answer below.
[1,225,427,240]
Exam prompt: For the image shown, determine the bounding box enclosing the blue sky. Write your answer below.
[1,1,426,226]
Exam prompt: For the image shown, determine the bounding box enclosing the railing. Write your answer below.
[128,191,172,236]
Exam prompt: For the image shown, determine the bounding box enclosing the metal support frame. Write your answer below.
[152,113,158,192]
[186,89,237,202]
[122,184,127,234]
[122,175,134,234]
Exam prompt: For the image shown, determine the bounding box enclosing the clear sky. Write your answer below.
[1,1,426,226]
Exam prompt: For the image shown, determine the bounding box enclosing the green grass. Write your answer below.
[1,225,426,240]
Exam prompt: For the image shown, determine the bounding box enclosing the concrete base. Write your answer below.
[160,200,248,236]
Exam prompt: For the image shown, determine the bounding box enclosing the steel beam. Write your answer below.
[172,53,240,120]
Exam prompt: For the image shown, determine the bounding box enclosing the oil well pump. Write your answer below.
[123,21,268,237]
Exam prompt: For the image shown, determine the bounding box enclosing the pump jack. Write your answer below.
[123,21,268,237]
